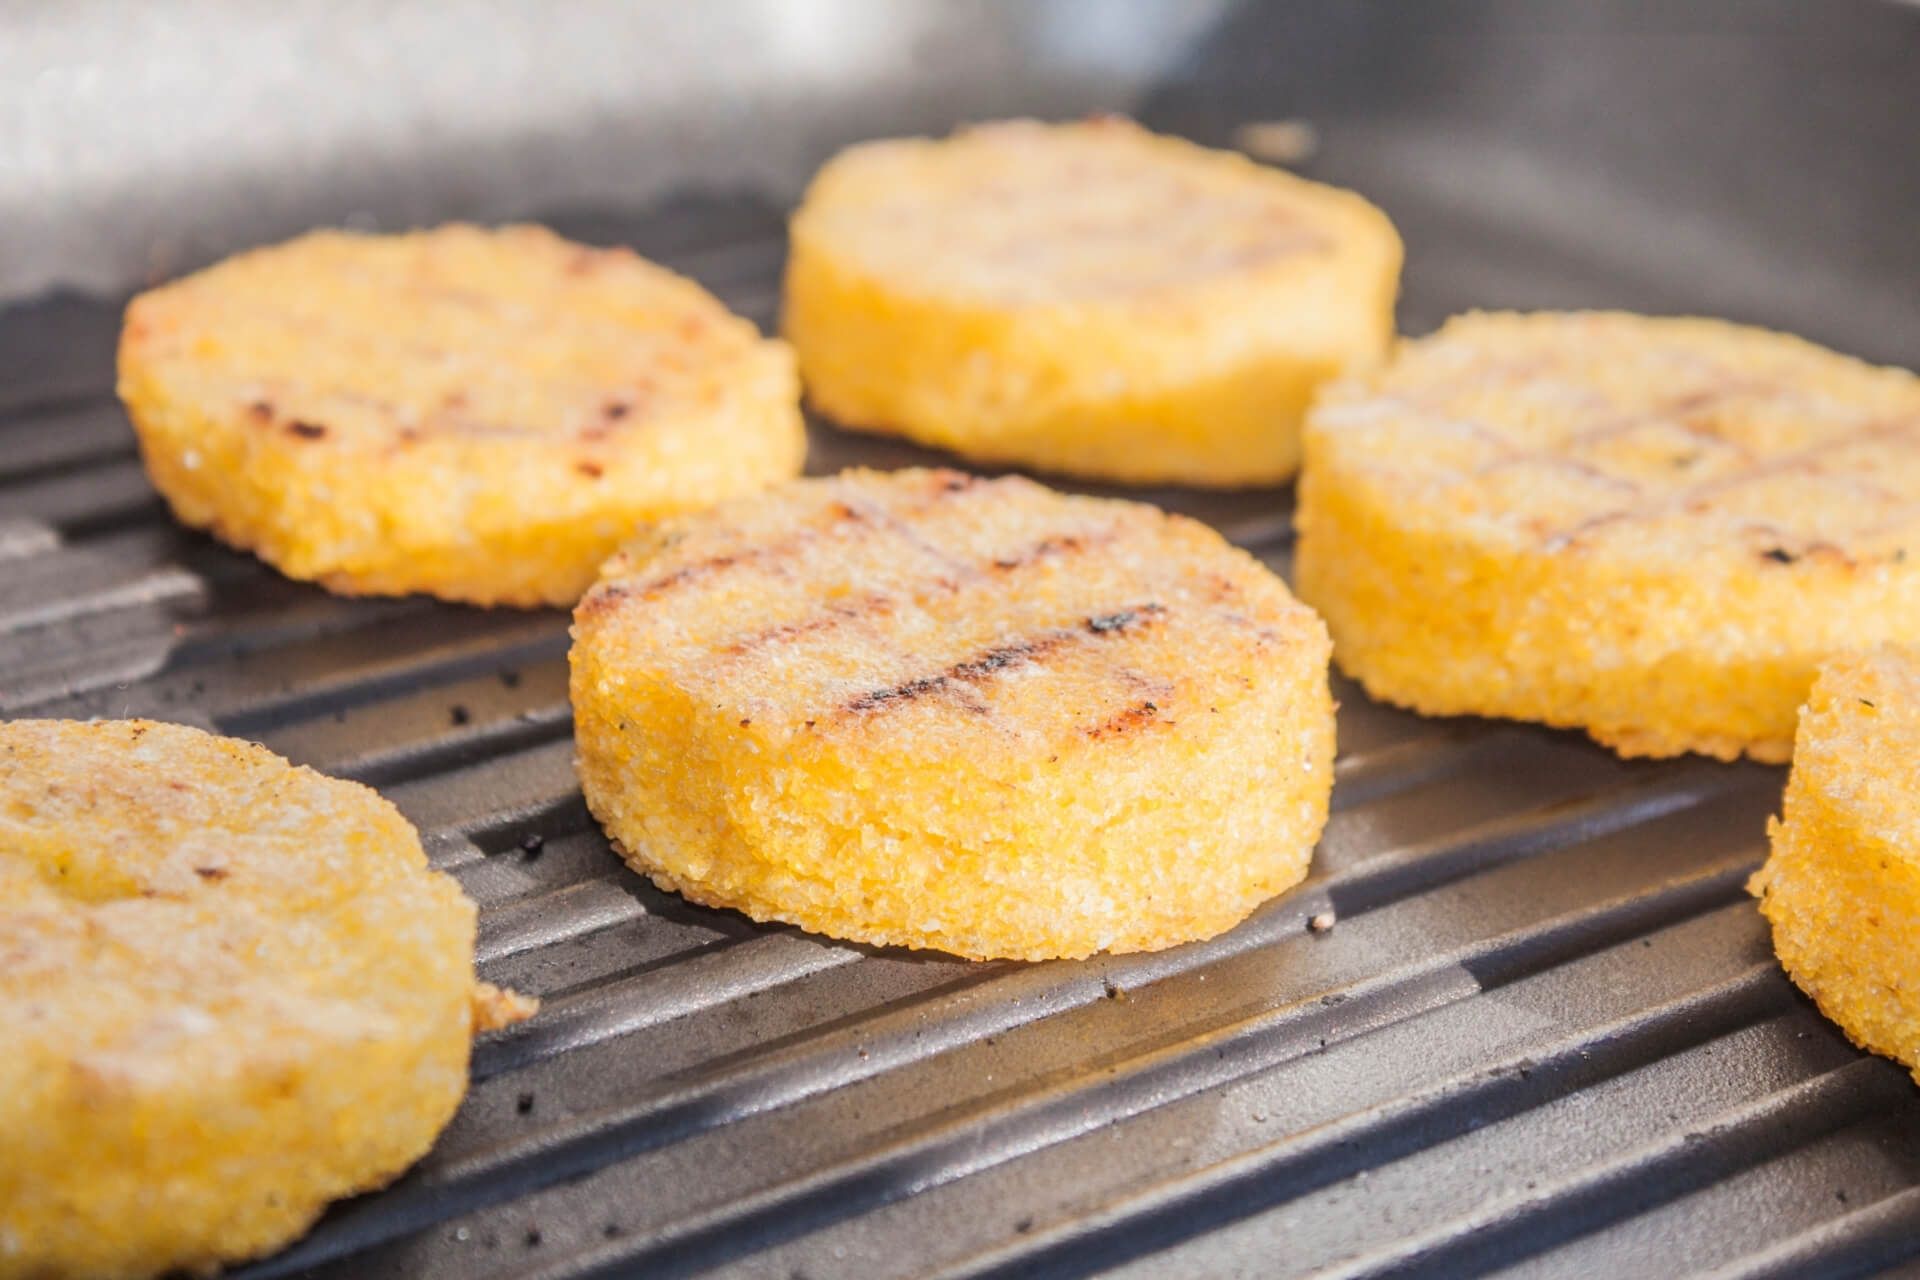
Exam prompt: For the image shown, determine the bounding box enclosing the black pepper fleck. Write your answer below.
[500,669,522,689]
[287,420,328,440]
[521,833,545,858]
[525,1227,542,1247]
[1014,1217,1034,1234]
[449,704,470,726]
[516,1092,535,1115]
[1761,548,1797,565]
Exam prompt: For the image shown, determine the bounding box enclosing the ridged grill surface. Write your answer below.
[5,191,1920,1280]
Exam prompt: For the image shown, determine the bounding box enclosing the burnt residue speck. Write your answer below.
[1014,1217,1034,1234]
[1103,978,1122,1000]
[449,704,470,726]
[604,1223,623,1239]
[525,1227,542,1248]
[605,401,631,420]
[516,1092,535,1115]
[521,833,545,858]
[193,866,228,881]
[1087,602,1165,634]
[499,669,521,689]
[1761,547,1797,565]
[248,400,274,421]
[287,420,328,440]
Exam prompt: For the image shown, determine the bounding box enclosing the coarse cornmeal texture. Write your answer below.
[570,468,1334,961]
[1751,647,1920,1084]
[0,720,534,1280]
[1295,311,1920,763]
[118,223,804,606]
[782,117,1401,488]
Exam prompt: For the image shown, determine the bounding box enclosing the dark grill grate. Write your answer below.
[6,186,1920,1280]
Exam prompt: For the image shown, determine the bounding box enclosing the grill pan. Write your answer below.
[6,2,1920,1276]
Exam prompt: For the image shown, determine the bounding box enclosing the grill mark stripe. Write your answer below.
[1542,414,1920,550]
[841,604,1164,716]
[704,514,1124,680]
[578,477,988,619]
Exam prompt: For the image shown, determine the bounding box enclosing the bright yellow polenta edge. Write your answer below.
[782,130,1401,489]
[118,336,804,608]
[1295,426,1920,765]
[0,721,530,1280]
[1751,650,1920,1085]
[570,597,1335,964]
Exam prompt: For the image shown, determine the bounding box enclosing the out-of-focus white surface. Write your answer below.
[0,0,1230,298]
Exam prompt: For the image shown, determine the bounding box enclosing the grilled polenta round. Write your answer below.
[570,468,1334,961]
[782,117,1401,487]
[0,719,533,1280]
[118,223,804,606]
[1751,647,1920,1083]
[1295,311,1920,763]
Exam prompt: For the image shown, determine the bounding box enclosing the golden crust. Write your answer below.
[782,117,1401,487]
[0,719,531,1280]
[1295,310,1920,762]
[569,468,1335,961]
[1751,647,1920,1083]
[117,223,805,607]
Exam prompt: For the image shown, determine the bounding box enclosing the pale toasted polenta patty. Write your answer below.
[570,468,1334,962]
[118,223,804,606]
[1296,310,1920,762]
[1753,647,1920,1084]
[783,117,1401,487]
[0,719,532,1280]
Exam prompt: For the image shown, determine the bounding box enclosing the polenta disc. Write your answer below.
[0,719,531,1280]
[118,223,805,607]
[1752,647,1920,1083]
[1295,310,1920,762]
[782,117,1402,488]
[569,468,1335,961]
